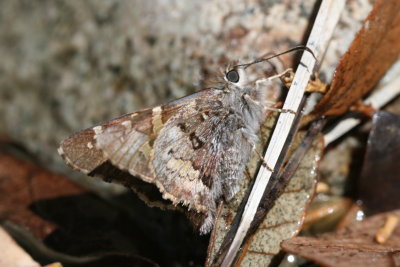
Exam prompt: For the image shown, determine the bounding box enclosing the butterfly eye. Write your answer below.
[226,69,240,83]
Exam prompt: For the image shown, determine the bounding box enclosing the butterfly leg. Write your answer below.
[279,68,295,88]
[264,106,296,114]
[243,94,296,115]
[252,146,273,172]
[259,68,328,94]
[278,68,329,93]
[255,68,294,107]
[306,73,329,93]
[255,68,294,91]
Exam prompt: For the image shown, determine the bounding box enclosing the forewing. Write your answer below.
[59,109,181,211]
[60,89,223,183]
[59,108,154,178]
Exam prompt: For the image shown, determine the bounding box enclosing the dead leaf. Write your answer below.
[0,152,85,239]
[236,134,323,266]
[281,210,400,267]
[311,0,400,117]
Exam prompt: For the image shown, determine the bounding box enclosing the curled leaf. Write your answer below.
[311,0,400,117]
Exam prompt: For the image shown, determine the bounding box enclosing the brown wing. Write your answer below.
[59,89,221,183]
[59,107,154,176]
[59,89,226,232]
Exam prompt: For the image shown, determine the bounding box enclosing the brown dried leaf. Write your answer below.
[281,210,400,267]
[0,152,85,239]
[311,0,400,117]
[237,135,323,266]
[206,114,324,266]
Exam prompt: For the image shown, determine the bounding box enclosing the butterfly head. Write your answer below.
[222,64,268,100]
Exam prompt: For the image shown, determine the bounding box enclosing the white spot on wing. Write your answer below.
[93,126,103,140]
[152,106,163,134]
[87,142,93,149]
[93,126,103,134]
[57,147,64,155]
[122,120,132,130]
[153,106,162,116]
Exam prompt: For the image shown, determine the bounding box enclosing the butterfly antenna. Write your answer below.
[235,45,316,69]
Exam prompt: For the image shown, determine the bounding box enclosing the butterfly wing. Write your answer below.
[59,88,252,233]
[152,90,255,233]
[59,107,154,177]
[58,89,227,193]
[59,88,215,175]
[59,106,181,211]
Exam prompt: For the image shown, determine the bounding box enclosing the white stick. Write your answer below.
[221,1,346,265]
[324,72,400,146]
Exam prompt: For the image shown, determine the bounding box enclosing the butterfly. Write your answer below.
[58,47,310,234]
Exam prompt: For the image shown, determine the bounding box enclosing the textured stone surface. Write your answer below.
[0,0,372,179]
